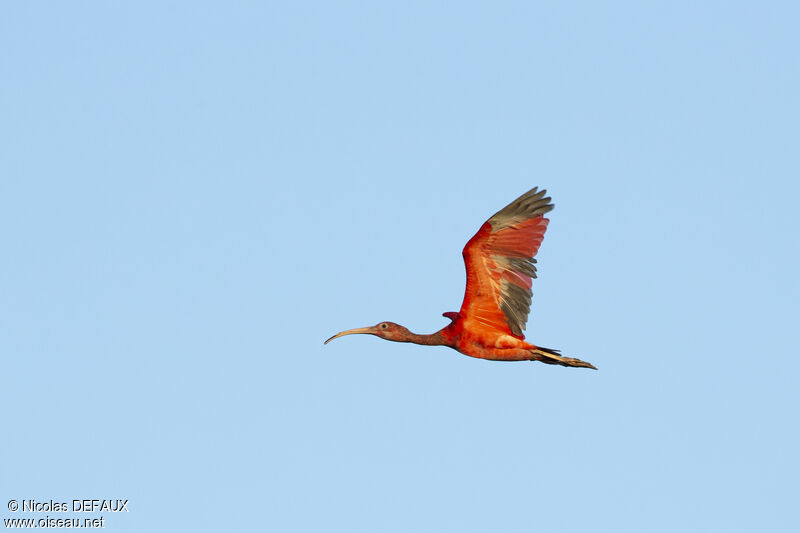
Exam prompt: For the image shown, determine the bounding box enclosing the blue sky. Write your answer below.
[2,1,798,531]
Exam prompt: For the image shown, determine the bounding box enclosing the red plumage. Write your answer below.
[325,187,595,369]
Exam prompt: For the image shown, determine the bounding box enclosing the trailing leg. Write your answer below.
[530,347,597,370]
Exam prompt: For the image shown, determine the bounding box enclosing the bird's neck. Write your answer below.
[403,330,449,346]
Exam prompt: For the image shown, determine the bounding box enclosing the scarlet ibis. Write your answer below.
[325,187,596,369]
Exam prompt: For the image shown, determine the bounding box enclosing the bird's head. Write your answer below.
[324,321,411,344]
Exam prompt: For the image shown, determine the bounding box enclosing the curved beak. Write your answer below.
[324,327,374,345]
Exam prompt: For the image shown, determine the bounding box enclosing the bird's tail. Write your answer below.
[531,346,597,370]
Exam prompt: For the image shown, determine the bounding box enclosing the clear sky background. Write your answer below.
[2,2,798,532]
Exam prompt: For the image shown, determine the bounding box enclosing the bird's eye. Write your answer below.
[381,323,388,329]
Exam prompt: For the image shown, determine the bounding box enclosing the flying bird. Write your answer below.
[325,187,595,369]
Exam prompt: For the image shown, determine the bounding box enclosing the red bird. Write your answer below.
[325,187,596,369]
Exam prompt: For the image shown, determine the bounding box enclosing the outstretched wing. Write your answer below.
[457,187,553,338]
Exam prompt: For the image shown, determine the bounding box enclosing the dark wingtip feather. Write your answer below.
[489,187,555,230]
